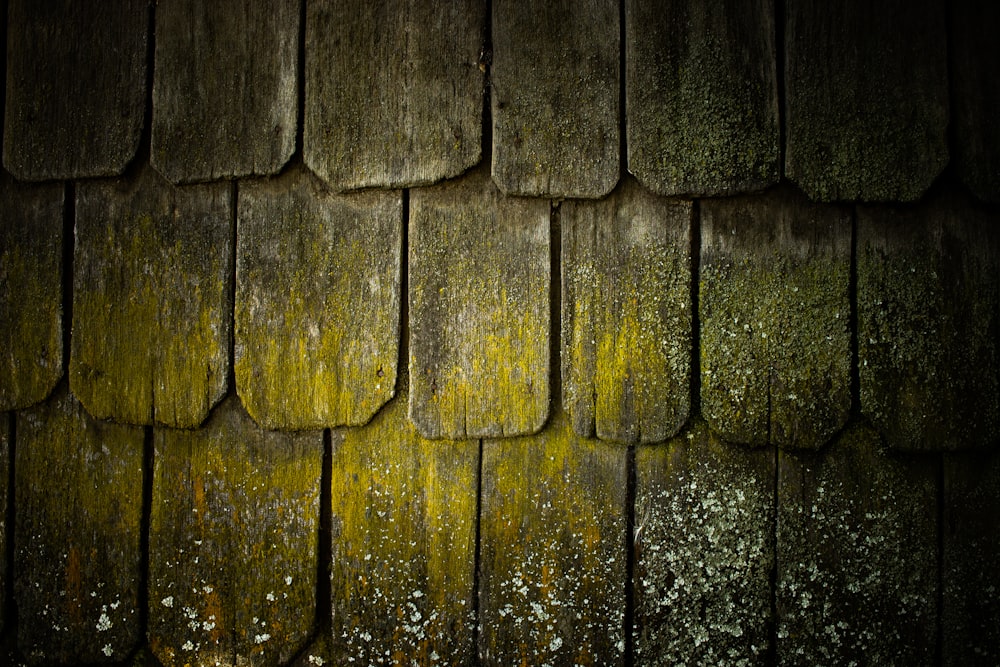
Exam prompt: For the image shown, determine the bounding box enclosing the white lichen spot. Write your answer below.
[182,640,194,651]
[285,576,293,586]
[96,612,112,632]
[254,633,271,644]
[102,644,113,657]
[266,592,276,602]
[161,596,174,608]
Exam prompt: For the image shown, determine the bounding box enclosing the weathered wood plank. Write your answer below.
[151,0,298,183]
[634,419,774,664]
[149,396,322,667]
[626,0,779,196]
[304,0,485,191]
[858,192,1000,451]
[700,188,851,448]
[0,413,8,634]
[3,0,148,181]
[409,168,550,439]
[479,408,628,665]
[14,385,143,664]
[777,425,938,664]
[561,178,692,443]
[236,167,402,429]
[784,0,949,202]
[0,176,64,410]
[492,0,619,198]
[70,166,232,428]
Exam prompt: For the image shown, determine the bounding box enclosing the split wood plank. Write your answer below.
[700,188,851,449]
[304,0,485,191]
[14,385,143,664]
[149,396,322,667]
[784,0,949,201]
[858,192,1000,451]
[236,167,402,429]
[70,166,231,428]
[634,419,774,665]
[561,178,692,443]
[491,0,619,198]
[0,413,8,634]
[777,424,938,664]
[151,0,298,183]
[408,168,550,439]
[626,0,779,196]
[0,176,64,410]
[3,0,148,181]
[479,408,628,665]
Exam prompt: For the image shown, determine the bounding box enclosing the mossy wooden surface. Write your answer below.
[409,168,550,439]
[0,413,8,634]
[151,0,298,183]
[479,408,628,665]
[14,385,143,664]
[70,166,231,428]
[626,0,779,197]
[784,0,948,202]
[492,0,619,198]
[858,193,1000,451]
[777,424,938,664]
[0,176,64,411]
[236,167,402,429]
[149,396,322,667]
[304,0,484,191]
[326,387,478,665]
[3,0,148,180]
[634,419,774,665]
[700,189,851,449]
[561,179,691,443]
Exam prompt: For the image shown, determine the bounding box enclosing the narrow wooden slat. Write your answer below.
[0,176,64,410]
[149,396,322,667]
[3,0,148,181]
[491,0,619,198]
[14,385,143,664]
[304,0,485,191]
[479,408,628,665]
[626,0,779,196]
[561,178,692,443]
[70,166,231,428]
[409,168,550,439]
[0,413,8,634]
[151,0,298,182]
[700,188,851,448]
[236,167,402,429]
[634,420,774,664]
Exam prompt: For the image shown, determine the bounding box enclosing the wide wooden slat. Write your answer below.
[236,167,402,429]
[151,0,298,182]
[561,178,692,443]
[408,168,550,439]
[304,0,485,191]
[626,0,779,196]
[70,166,231,428]
[492,0,619,198]
[14,385,143,664]
[149,396,322,667]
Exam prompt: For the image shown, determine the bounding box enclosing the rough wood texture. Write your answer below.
[149,396,322,667]
[3,0,148,181]
[326,388,478,664]
[561,178,691,443]
[700,188,851,448]
[14,385,143,664]
[479,408,628,665]
[304,0,484,191]
[626,0,779,196]
[943,452,1000,666]
[777,424,938,664]
[492,0,619,198]
[0,413,8,634]
[70,167,232,428]
[236,168,402,429]
[409,169,550,439]
[634,420,774,664]
[784,0,949,202]
[151,0,298,183]
[0,176,64,410]
[858,193,1000,451]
